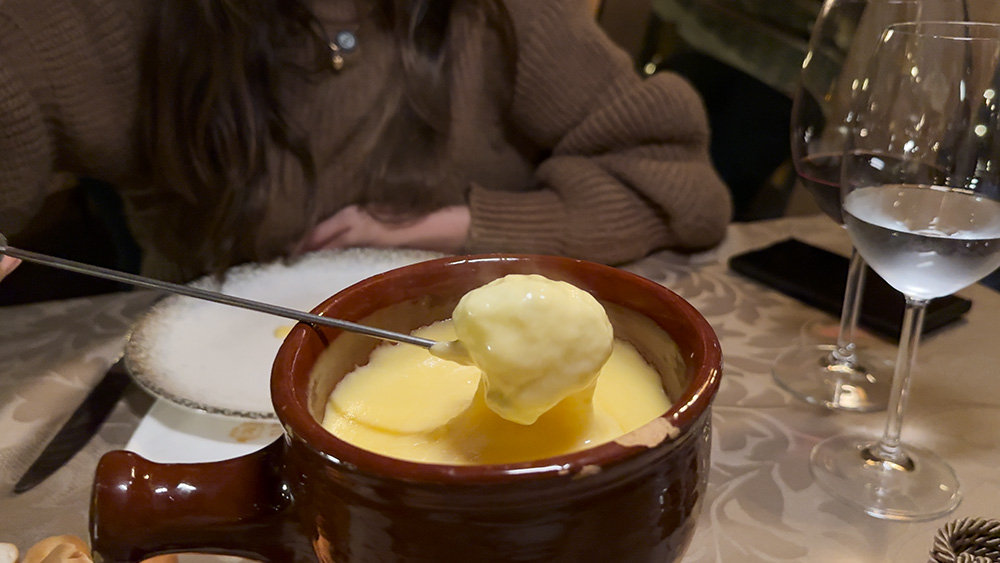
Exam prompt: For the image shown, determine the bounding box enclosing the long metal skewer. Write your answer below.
[0,233,436,349]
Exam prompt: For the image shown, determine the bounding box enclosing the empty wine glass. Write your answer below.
[811,21,1000,520]
[774,0,921,412]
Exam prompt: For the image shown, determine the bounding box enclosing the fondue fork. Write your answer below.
[0,233,437,349]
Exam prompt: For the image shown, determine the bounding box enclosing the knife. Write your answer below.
[14,360,132,494]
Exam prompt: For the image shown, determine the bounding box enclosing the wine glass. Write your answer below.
[774,0,924,412]
[811,20,1000,520]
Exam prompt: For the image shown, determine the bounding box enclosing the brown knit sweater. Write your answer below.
[0,0,732,282]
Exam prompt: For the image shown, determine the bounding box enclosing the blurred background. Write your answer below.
[602,0,999,291]
[599,0,821,223]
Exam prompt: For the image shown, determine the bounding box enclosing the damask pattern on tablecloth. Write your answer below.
[626,218,1000,562]
[0,291,161,483]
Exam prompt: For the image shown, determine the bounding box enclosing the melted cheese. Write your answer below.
[432,274,615,424]
[322,321,670,465]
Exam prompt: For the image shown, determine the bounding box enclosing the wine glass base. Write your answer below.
[772,344,892,412]
[810,434,961,521]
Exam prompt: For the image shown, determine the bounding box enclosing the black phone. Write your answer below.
[728,238,972,341]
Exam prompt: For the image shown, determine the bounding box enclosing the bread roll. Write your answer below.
[19,536,177,563]
[20,535,90,563]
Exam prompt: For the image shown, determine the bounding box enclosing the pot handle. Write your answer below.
[90,438,312,562]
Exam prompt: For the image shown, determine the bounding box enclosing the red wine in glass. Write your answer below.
[796,152,845,225]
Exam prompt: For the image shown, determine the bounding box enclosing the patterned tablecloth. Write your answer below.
[2,214,998,562]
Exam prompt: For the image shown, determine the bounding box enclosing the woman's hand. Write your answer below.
[297,205,470,255]
[0,255,21,283]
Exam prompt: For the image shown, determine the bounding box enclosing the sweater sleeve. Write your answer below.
[465,0,733,264]
[0,0,146,235]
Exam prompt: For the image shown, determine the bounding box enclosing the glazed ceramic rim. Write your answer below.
[272,254,722,485]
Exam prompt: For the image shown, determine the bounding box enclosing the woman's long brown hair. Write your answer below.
[138,0,513,276]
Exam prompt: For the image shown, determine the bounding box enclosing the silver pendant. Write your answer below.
[329,30,357,72]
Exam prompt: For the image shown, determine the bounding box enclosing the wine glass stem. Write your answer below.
[870,297,928,467]
[831,249,867,367]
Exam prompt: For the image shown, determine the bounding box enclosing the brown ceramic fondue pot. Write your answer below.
[91,254,722,563]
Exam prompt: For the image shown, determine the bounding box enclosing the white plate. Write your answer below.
[127,399,283,463]
[124,248,444,419]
